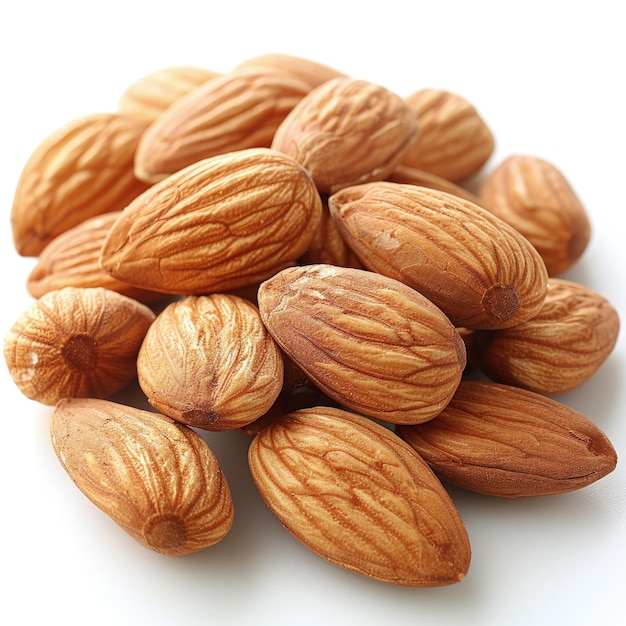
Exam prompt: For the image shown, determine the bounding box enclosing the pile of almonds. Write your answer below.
[4,53,620,587]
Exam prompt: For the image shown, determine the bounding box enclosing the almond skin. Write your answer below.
[134,67,312,183]
[248,406,471,586]
[11,112,150,256]
[461,278,620,395]
[271,77,418,194]
[396,380,618,498]
[51,398,234,555]
[100,148,323,295]
[480,155,592,276]
[137,294,284,431]
[257,264,466,425]
[328,182,549,329]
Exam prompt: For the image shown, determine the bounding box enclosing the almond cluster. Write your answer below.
[4,53,620,586]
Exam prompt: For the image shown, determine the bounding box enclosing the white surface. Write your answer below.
[1,2,624,625]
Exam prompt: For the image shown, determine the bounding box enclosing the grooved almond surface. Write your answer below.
[329,182,549,329]
[248,406,471,586]
[51,398,234,555]
[257,264,466,425]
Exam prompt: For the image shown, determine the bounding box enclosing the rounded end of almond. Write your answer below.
[144,514,188,554]
[481,284,520,326]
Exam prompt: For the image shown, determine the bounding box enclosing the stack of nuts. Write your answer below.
[4,54,620,586]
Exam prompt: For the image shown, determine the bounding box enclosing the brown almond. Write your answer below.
[249,406,471,586]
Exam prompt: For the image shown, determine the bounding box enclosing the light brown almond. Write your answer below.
[257,264,466,425]
[51,398,233,555]
[100,148,322,295]
[396,380,618,497]
[328,182,549,329]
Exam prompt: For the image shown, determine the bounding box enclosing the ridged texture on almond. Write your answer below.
[232,53,346,89]
[118,65,222,125]
[27,212,165,303]
[249,406,470,586]
[271,77,418,194]
[100,148,323,295]
[461,279,620,395]
[329,182,549,330]
[51,398,233,555]
[4,287,155,405]
[257,264,466,425]
[396,381,618,497]
[11,113,150,256]
[480,155,592,276]
[134,67,312,183]
[399,88,495,182]
[137,295,284,431]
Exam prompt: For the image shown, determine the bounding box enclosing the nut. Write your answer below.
[328,181,549,329]
[11,112,150,256]
[479,154,592,276]
[396,380,618,497]
[100,148,323,295]
[4,287,155,405]
[271,77,418,194]
[460,278,620,395]
[137,294,284,431]
[51,398,234,555]
[257,264,466,425]
[248,405,471,586]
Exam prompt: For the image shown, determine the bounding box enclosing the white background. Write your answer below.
[1,2,624,625]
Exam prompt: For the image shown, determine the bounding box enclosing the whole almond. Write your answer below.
[4,287,155,405]
[399,87,495,182]
[51,398,234,555]
[328,182,549,329]
[461,278,620,395]
[137,294,284,431]
[118,65,222,125]
[257,264,466,425]
[134,67,312,183]
[249,406,471,586]
[396,380,618,497]
[11,113,150,256]
[100,148,322,295]
[480,154,592,276]
[271,77,418,194]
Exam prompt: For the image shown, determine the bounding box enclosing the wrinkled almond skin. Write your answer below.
[51,398,234,555]
[396,381,618,497]
[480,155,592,276]
[249,406,471,586]
[399,88,495,182]
[118,65,222,125]
[4,287,155,405]
[461,279,620,395]
[329,182,549,330]
[134,67,312,183]
[137,295,284,431]
[100,148,323,295]
[257,264,466,425]
[271,77,418,194]
[11,113,150,256]
[27,212,165,303]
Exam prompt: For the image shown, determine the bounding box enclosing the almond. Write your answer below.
[11,113,150,256]
[137,294,284,431]
[461,278,620,395]
[257,264,466,425]
[328,182,549,329]
[134,67,312,183]
[399,87,495,182]
[51,398,234,555]
[100,148,322,295]
[480,154,592,276]
[248,406,471,586]
[271,77,418,194]
[396,380,618,497]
